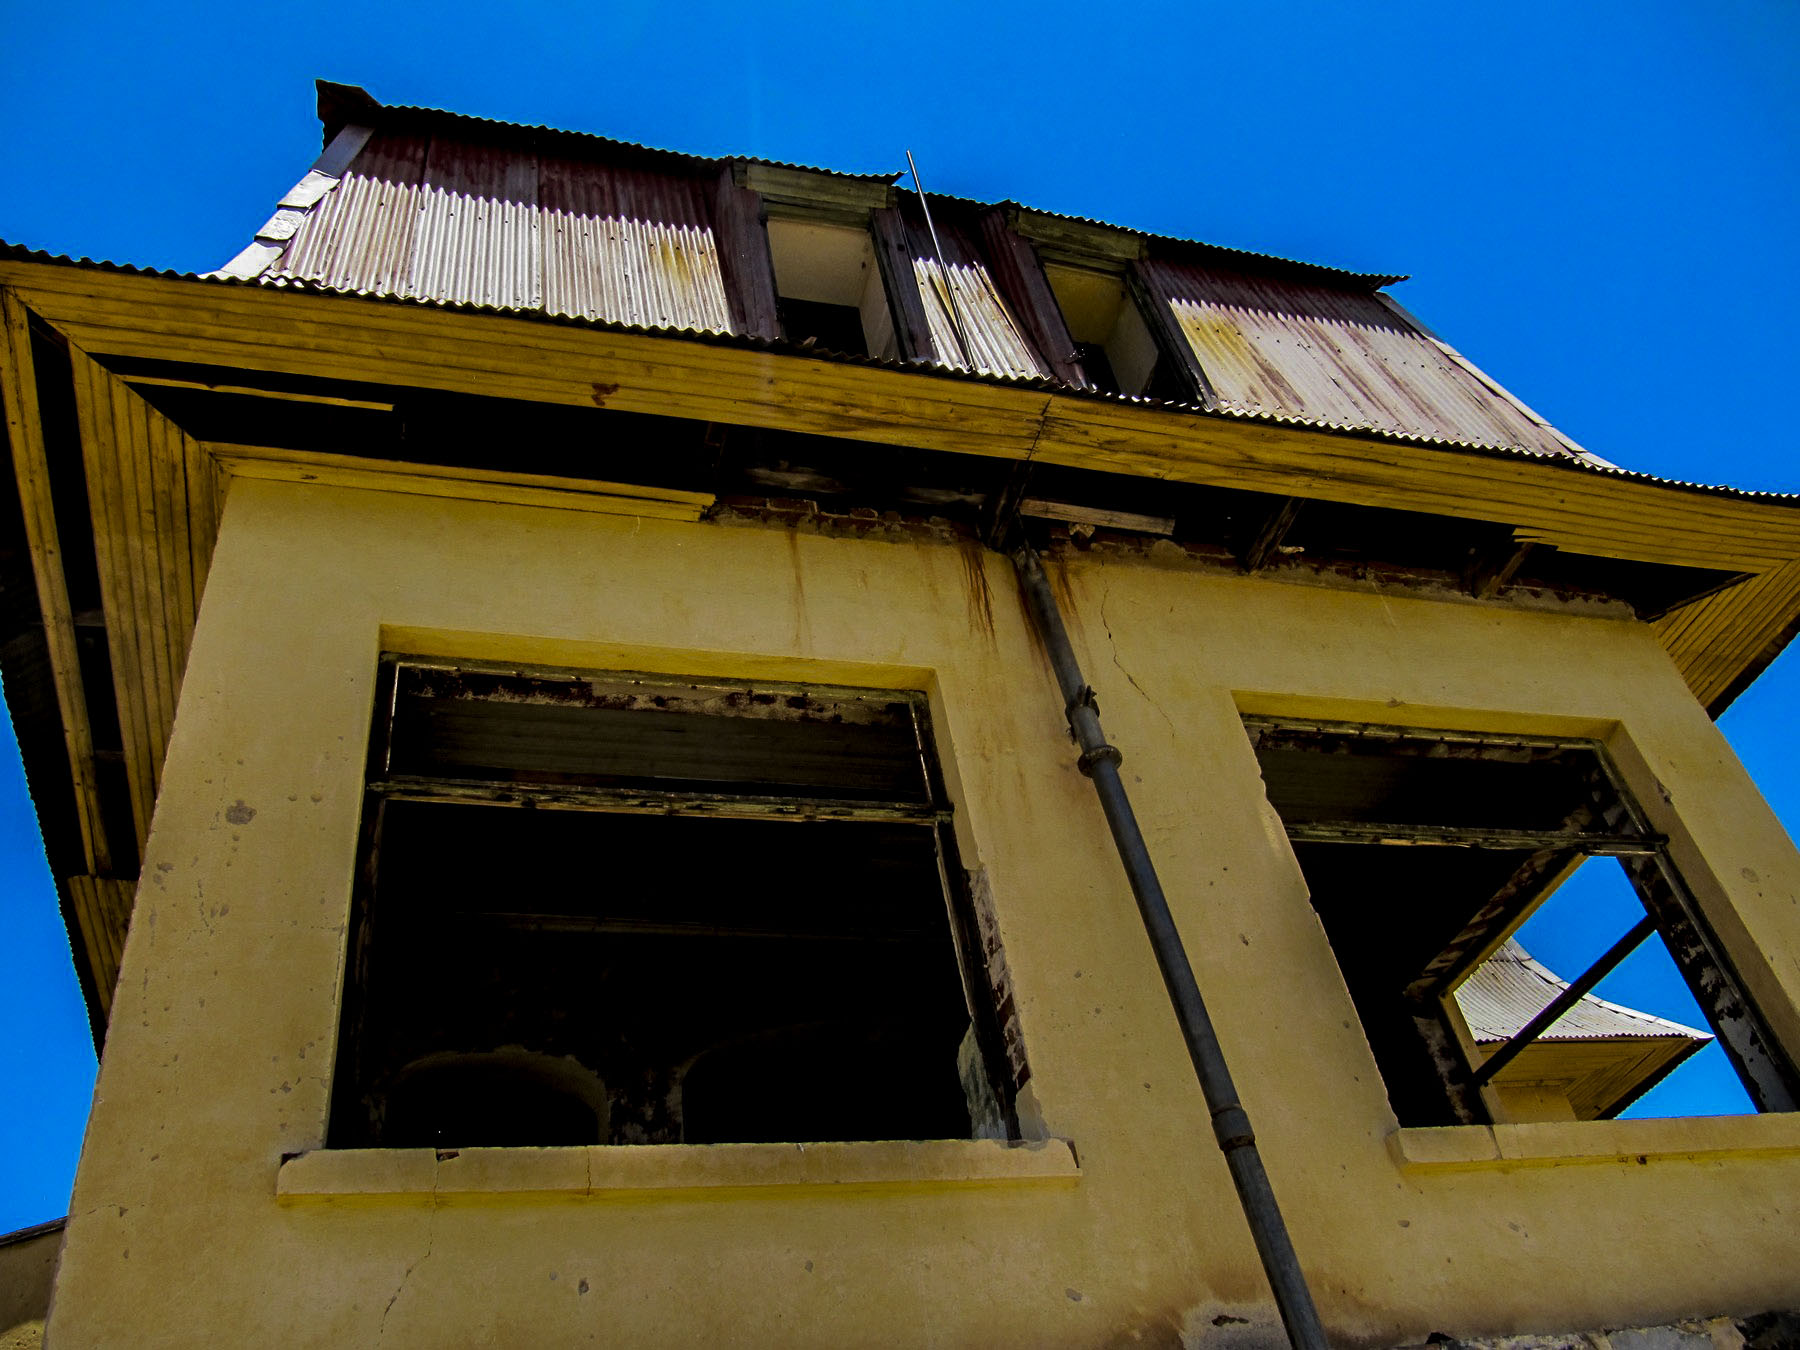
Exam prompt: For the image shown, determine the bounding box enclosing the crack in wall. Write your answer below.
[1099,577,1178,739]
[377,1197,437,1341]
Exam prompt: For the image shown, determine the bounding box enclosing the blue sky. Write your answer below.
[1,2,1796,1231]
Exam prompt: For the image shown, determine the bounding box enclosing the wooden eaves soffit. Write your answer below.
[3,99,1800,1039]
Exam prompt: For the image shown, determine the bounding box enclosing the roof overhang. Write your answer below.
[5,255,1799,1039]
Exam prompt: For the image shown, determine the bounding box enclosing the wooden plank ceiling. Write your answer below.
[1,294,221,1017]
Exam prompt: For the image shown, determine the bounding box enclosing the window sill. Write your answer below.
[277,1138,1081,1203]
[1389,1114,1800,1172]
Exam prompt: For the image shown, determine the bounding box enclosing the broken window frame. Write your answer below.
[1243,716,1800,1124]
[326,654,1027,1149]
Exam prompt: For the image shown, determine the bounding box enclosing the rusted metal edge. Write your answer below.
[1279,821,1662,855]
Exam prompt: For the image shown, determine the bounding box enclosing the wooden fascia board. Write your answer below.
[212,444,715,521]
[7,263,1797,575]
[0,291,111,876]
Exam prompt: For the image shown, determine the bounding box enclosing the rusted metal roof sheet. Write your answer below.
[1456,940,1709,1043]
[539,157,730,331]
[265,129,732,334]
[1143,260,1597,463]
[898,203,1047,380]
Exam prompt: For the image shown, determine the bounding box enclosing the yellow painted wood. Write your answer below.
[123,374,395,411]
[66,345,230,852]
[211,445,715,521]
[1658,561,1800,707]
[0,291,111,874]
[10,264,1797,573]
[76,350,157,844]
[64,875,133,1018]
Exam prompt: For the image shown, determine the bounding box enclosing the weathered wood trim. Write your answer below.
[1239,496,1305,573]
[713,167,780,342]
[63,875,133,1018]
[1657,560,1800,710]
[1008,208,1146,267]
[1466,538,1537,600]
[738,163,895,220]
[978,209,1087,387]
[0,290,111,874]
[869,208,937,365]
[72,348,158,844]
[66,346,232,853]
[211,444,715,521]
[4,264,1793,558]
[1128,260,1217,408]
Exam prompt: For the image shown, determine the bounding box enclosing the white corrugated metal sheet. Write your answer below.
[913,256,1045,379]
[1143,259,1595,462]
[1456,940,1709,1043]
[265,130,732,334]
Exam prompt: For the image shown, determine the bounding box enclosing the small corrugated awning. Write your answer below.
[1454,940,1710,1119]
[1457,940,1709,1044]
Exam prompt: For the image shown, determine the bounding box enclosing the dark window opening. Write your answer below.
[765,218,898,360]
[778,297,869,357]
[1246,718,1800,1126]
[328,659,1022,1150]
[1141,352,1191,404]
[1073,342,1119,395]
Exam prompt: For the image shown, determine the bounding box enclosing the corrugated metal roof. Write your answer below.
[914,255,1044,379]
[240,94,1607,464]
[1456,940,1710,1043]
[1145,260,1598,465]
[7,239,1797,507]
[264,129,733,334]
[899,202,1048,380]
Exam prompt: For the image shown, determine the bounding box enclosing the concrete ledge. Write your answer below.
[1391,1113,1800,1172]
[278,1138,1081,1203]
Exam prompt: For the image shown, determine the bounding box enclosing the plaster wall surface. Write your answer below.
[47,479,1800,1348]
[0,1222,59,1337]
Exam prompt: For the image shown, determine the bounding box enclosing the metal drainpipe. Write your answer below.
[1012,545,1330,1350]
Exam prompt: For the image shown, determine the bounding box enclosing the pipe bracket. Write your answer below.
[1212,1104,1257,1152]
[1077,744,1124,776]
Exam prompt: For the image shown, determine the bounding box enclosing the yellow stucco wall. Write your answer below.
[47,478,1800,1348]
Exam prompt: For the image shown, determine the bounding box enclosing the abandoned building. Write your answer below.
[2,79,1799,1347]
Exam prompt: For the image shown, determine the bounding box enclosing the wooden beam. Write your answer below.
[122,374,394,411]
[211,444,715,521]
[978,209,1087,387]
[713,167,780,342]
[1466,537,1537,599]
[1019,498,1175,537]
[869,208,937,366]
[1239,496,1304,572]
[0,290,111,875]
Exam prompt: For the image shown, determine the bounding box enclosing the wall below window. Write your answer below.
[46,478,1800,1348]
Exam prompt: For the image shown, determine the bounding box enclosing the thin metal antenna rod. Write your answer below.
[1012,545,1332,1350]
[904,149,978,369]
